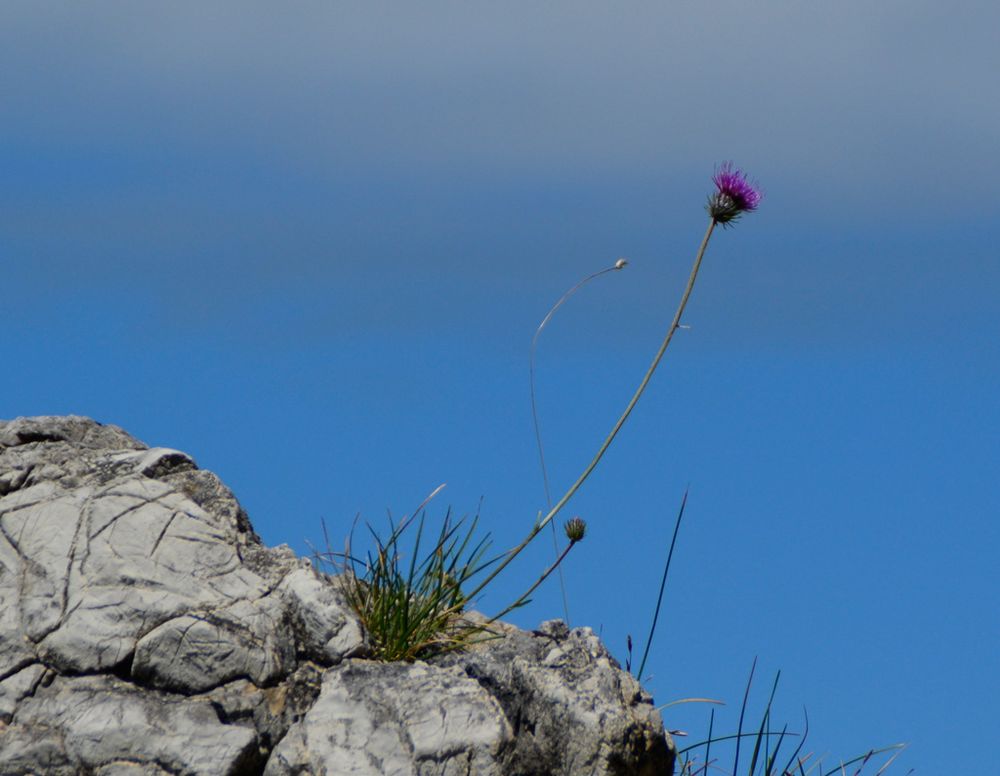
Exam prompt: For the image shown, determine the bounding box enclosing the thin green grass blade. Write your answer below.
[678,730,801,756]
[779,707,810,776]
[733,656,757,775]
[748,671,781,775]
[636,487,689,680]
[820,745,907,776]
[872,746,908,776]
[405,512,426,591]
[763,723,788,775]
[703,707,715,776]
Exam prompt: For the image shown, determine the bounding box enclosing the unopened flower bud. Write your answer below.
[564,516,587,543]
[614,258,628,270]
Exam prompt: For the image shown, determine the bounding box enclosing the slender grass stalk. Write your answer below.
[530,259,628,625]
[733,656,758,775]
[747,671,782,775]
[530,259,629,509]
[658,697,725,711]
[678,730,803,757]
[703,707,715,776]
[820,746,910,776]
[673,668,906,776]
[870,747,910,776]
[677,731,905,776]
[636,486,689,680]
[466,218,718,604]
[778,708,810,776]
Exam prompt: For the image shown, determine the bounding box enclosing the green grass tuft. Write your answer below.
[672,663,910,776]
[314,498,503,662]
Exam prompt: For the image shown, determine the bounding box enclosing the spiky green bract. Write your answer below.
[563,516,587,542]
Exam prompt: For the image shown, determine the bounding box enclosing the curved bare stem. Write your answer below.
[467,218,718,605]
[530,260,627,624]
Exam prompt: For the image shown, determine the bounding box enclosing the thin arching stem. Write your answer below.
[489,539,577,623]
[530,260,627,624]
[530,261,627,507]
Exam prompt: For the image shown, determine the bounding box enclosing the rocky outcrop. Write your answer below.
[0,416,674,775]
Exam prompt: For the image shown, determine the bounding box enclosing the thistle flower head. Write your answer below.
[563,516,587,543]
[707,161,762,226]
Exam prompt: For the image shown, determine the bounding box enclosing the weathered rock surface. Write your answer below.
[0,415,675,775]
[434,619,672,776]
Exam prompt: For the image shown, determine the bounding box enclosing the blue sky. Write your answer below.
[4,3,998,771]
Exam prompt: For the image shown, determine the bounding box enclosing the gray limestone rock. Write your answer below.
[266,660,512,776]
[0,674,259,776]
[434,618,674,776]
[0,415,675,775]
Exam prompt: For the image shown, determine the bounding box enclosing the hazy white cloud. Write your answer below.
[3,2,996,347]
[3,1,997,202]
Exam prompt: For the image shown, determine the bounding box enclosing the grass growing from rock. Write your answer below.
[315,488,591,662]
[317,489,498,662]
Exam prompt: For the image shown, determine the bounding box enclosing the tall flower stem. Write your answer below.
[467,217,718,604]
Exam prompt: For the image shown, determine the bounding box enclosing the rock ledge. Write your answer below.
[0,415,674,775]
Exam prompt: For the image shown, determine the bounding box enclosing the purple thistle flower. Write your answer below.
[707,161,762,226]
